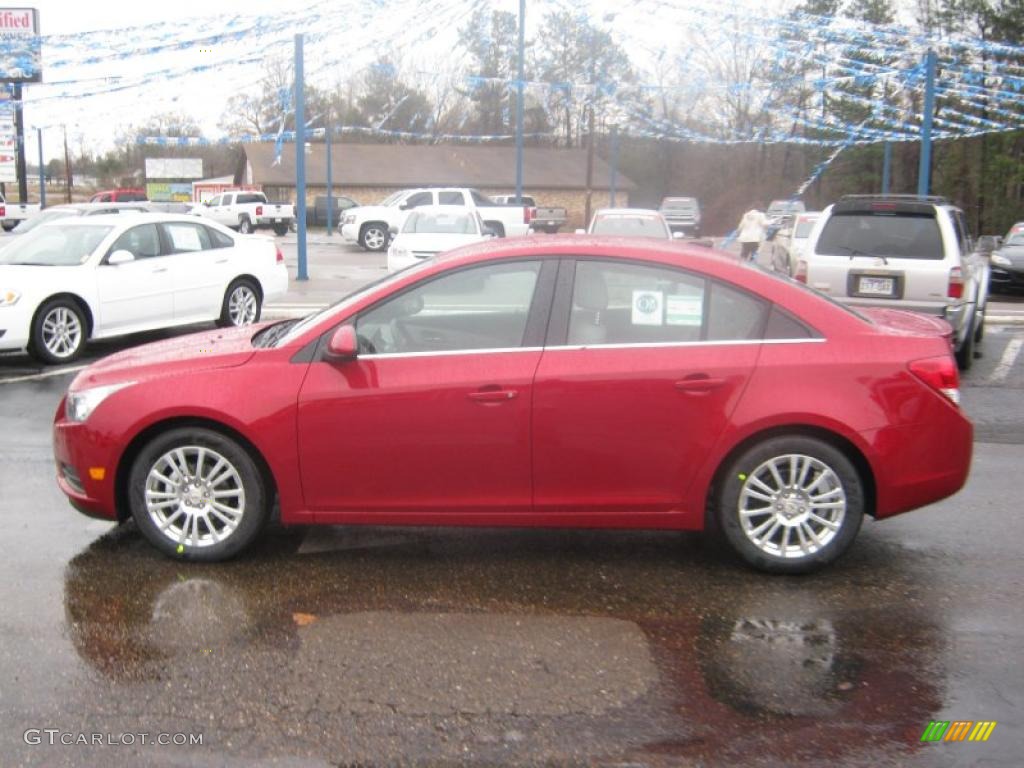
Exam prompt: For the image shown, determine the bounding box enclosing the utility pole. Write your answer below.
[514,0,526,200]
[36,127,44,208]
[609,124,619,207]
[583,105,595,225]
[325,109,333,236]
[62,124,72,203]
[294,33,308,280]
[917,49,937,198]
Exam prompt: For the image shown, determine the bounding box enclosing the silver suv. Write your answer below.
[658,197,701,236]
[799,195,989,369]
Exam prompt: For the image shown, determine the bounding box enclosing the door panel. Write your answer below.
[160,222,225,320]
[297,351,539,512]
[95,223,173,332]
[532,344,760,512]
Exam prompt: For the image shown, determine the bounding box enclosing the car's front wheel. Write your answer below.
[128,428,270,561]
[359,222,388,251]
[715,436,864,574]
[30,298,87,364]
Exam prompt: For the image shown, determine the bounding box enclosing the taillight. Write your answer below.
[0,205,5,217]
[256,205,263,216]
[947,266,964,299]
[275,246,283,263]
[524,206,535,224]
[795,259,808,283]
[909,355,960,406]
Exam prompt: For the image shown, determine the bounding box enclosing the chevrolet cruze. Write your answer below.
[53,237,972,573]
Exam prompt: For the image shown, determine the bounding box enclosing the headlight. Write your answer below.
[991,253,1011,267]
[342,214,355,225]
[65,381,135,423]
[0,289,20,306]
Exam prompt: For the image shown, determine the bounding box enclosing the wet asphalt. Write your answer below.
[1,277,1023,766]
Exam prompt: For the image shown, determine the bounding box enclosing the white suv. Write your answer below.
[798,195,989,369]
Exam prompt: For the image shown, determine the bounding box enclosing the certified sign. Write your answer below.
[0,7,41,83]
[632,290,664,326]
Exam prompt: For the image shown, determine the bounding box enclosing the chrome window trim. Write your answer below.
[356,338,825,360]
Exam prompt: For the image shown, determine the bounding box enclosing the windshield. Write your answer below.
[380,191,406,206]
[590,214,669,238]
[0,223,112,266]
[271,260,435,348]
[1005,234,1024,247]
[816,212,943,259]
[12,209,81,234]
[402,211,477,235]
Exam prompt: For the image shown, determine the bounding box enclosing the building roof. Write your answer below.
[243,142,636,191]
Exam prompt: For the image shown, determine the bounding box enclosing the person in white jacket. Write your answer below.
[737,207,769,262]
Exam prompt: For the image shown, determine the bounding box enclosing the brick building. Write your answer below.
[237,142,636,229]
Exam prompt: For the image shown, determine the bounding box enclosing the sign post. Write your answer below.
[0,8,42,203]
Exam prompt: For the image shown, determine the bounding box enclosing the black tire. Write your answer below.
[715,436,864,574]
[974,310,985,343]
[217,278,262,328]
[2,221,16,232]
[955,317,975,370]
[128,427,269,562]
[29,297,87,365]
[485,221,506,238]
[359,222,389,251]
[238,216,254,234]
[273,224,289,236]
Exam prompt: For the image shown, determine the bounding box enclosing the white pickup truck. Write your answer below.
[191,191,294,236]
[0,194,41,232]
[340,188,534,251]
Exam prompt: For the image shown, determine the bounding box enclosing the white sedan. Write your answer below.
[387,206,492,273]
[0,213,288,364]
[581,208,683,239]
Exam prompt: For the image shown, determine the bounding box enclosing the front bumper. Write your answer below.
[0,303,33,353]
[340,223,360,244]
[52,398,120,521]
[990,265,1024,290]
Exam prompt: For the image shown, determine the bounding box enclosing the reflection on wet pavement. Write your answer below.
[53,524,949,766]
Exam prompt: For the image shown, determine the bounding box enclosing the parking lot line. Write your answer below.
[990,337,1023,384]
[0,364,89,385]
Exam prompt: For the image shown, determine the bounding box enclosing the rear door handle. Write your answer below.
[675,375,726,393]
[468,389,518,403]
[151,267,168,273]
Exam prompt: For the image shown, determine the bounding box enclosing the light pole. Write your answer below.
[609,123,619,207]
[514,0,525,200]
[35,127,44,208]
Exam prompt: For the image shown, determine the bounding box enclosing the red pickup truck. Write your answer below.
[89,188,148,203]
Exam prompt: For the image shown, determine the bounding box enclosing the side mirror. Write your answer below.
[325,325,358,361]
[398,202,410,211]
[672,231,684,239]
[107,250,135,265]
[388,225,399,237]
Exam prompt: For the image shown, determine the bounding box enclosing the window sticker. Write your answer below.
[632,290,664,326]
[666,293,704,326]
[168,225,203,251]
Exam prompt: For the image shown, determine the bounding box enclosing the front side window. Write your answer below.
[108,224,162,260]
[355,261,541,355]
[404,192,433,209]
[163,222,213,253]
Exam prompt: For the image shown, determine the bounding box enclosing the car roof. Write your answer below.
[403,205,476,215]
[39,212,221,227]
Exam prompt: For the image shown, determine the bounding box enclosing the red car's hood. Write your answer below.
[71,324,263,391]
[859,307,953,340]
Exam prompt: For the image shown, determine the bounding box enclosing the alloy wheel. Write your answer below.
[228,285,258,325]
[41,306,83,359]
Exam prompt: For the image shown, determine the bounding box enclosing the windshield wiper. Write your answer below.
[835,245,887,264]
[253,319,299,348]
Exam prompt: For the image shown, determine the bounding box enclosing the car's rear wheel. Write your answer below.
[716,436,864,574]
[217,279,261,328]
[955,317,975,370]
[128,428,269,561]
[238,216,254,234]
[1,221,16,232]
[273,224,289,236]
[29,298,87,364]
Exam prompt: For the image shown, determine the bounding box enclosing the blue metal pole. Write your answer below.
[609,124,618,207]
[295,33,308,281]
[881,141,891,194]
[326,113,333,236]
[36,127,45,208]
[917,49,936,198]
[514,0,525,200]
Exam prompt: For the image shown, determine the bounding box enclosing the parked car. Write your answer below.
[990,232,1024,292]
[340,188,534,251]
[766,199,806,229]
[89,188,148,203]
[0,213,287,364]
[191,191,295,236]
[764,212,820,275]
[386,206,492,273]
[6,203,155,236]
[306,195,358,228]
[0,193,40,231]
[797,194,988,370]
[492,194,567,233]
[659,197,702,236]
[53,236,970,573]
[581,208,680,239]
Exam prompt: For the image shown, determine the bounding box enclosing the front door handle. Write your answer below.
[468,388,518,404]
[675,375,726,393]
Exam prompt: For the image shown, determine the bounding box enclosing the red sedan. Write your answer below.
[53,237,972,573]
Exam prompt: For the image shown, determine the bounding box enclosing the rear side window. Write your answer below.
[205,226,234,248]
[163,222,212,252]
[817,212,943,259]
[764,306,816,339]
[237,194,265,205]
[707,282,767,340]
[438,191,464,205]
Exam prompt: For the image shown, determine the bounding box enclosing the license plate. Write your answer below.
[273,218,282,223]
[858,276,895,296]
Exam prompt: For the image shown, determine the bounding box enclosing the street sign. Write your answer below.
[0,8,41,83]
[0,86,15,181]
